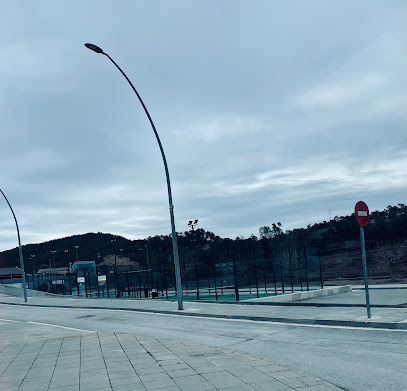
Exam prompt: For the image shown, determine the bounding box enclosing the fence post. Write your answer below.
[183,267,188,295]
[127,271,130,297]
[84,272,88,298]
[233,259,240,301]
[212,253,218,301]
[159,263,164,297]
[271,246,277,295]
[76,272,80,296]
[298,247,303,291]
[279,254,285,293]
[288,247,294,293]
[195,263,200,300]
[318,246,324,289]
[304,246,309,291]
[143,271,147,298]
[106,271,110,298]
[164,271,168,299]
[138,272,142,298]
[254,248,259,298]
[247,261,252,294]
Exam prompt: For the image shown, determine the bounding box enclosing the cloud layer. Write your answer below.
[0,1,406,250]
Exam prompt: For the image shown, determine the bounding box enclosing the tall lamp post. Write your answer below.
[188,219,199,231]
[30,254,36,274]
[139,245,149,270]
[74,246,79,263]
[50,250,57,277]
[0,189,28,302]
[85,43,183,310]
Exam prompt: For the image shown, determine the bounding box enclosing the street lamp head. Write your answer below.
[84,43,104,54]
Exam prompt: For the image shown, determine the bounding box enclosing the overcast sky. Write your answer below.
[0,1,406,251]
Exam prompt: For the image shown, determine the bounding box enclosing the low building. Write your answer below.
[37,267,70,276]
[0,267,22,280]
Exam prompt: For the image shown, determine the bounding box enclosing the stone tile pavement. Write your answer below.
[0,332,344,391]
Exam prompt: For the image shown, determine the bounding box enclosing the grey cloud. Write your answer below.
[1,0,406,250]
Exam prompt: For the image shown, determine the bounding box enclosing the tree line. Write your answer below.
[0,204,405,279]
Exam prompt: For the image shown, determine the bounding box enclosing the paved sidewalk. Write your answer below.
[0,331,344,391]
[0,293,406,330]
[285,287,407,307]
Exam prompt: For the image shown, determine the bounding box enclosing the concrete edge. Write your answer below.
[180,300,407,308]
[0,283,66,298]
[1,300,405,330]
[242,285,352,303]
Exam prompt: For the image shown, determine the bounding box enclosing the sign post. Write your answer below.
[355,201,371,319]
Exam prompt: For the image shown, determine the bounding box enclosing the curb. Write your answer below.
[1,300,405,330]
[180,299,407,309]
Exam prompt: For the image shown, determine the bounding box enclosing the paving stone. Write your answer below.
[173,375,215,391]
[218,384,256,391]
[108,370,139,380]
[249,379,292,391]
[202,371,248,388]
[166,368,197,378]
[110,375,143,387]
[194,365,224,374]
[296,376,323,386]
[136,366,166,375]
[111,385,145,391]
[297,383,344,391]
[18,381,51,391]
[139,372,173,383]
[280,377,309,388]
[48,385,80,391]
[272,371,303,380]
[148,387,182,391]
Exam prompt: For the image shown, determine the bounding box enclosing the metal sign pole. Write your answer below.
[360,226,371,319]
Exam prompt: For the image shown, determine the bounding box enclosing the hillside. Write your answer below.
[0,204,406,281]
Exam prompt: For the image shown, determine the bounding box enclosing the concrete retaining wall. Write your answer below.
[0,283,60,298]
[245,285,352,303]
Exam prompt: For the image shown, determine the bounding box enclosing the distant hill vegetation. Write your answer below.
[0,204,406,281]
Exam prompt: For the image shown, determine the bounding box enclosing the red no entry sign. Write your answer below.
[355,201,369,226]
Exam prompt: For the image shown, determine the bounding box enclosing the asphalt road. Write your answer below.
[0,303,406,391]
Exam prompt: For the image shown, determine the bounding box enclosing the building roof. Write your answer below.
[0,267,22,276]
[37,267,69,274]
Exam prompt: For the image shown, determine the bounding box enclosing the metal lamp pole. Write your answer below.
[50,251,57,276]
[30,254,36,274]
[145,245,149,270]
[84,43,183,310]
[74,246,79,263]
[0,189,28,302]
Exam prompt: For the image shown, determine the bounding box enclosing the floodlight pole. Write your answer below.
[0,189,28,302]
[84,43,183,310]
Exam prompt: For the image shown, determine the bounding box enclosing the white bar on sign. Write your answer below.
[358,211,368,216]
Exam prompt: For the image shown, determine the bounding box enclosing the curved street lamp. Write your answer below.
[84,43,183,310]
[0,189,28,302]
